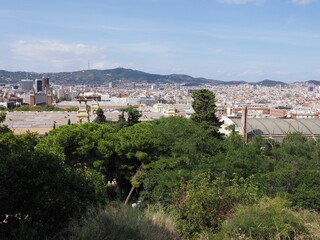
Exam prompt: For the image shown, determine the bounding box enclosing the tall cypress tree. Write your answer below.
[191,89,222,138]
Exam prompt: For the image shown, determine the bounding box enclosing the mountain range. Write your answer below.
[0,68,318,87]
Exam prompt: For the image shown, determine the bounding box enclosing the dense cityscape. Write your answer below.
[1,70,320,136]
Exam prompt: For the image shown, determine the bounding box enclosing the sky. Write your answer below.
[1,0,320,82]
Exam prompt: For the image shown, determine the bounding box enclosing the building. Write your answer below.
[220,116,320,141]
[34,79,43,93]
[20,79,34,91]
[27,91,52,106]
[76,98,90,123]
[42,77,49,92]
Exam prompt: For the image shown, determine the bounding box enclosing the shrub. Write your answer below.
[173,173,258,239]
[211,197,319,240]
[0,149,110,239]
[258,169,320,210]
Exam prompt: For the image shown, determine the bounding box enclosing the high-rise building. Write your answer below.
[20,79,34,90]
[42,77,49,91]
[34,79,43,93]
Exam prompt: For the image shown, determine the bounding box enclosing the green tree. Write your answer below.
[95,108,107,123]
[116,107,142,129]
[117,110,127,130]
[191,89,222,137]
[0,131,38,155]
[127,106,142,127]
[0,111,11,133]
[0,111,6,123]
[0,149,109,239]
[36,123,117,168]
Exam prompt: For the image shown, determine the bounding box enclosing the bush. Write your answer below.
[173,173,258,239]
[212,197,319,240]
[0,149,110,239]
[258,169,320,210]
[64,203,178,240]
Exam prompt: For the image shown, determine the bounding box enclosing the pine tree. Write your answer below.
[191,89,222,137]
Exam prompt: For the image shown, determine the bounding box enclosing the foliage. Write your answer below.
[191,89,222,137]
[271,132,319,170]
[0,149,109,239]
[95,108,106,123]
[217,135,272,178]
[0,111,11,134]
[1,106,320,239]
[36,123,117,169]
[0,111,6,123]
[64,203,177,240]
[116,106,142,129]
[0,131,38,155]
[140,117,221,205]
[173,173,258,239]
[126,106,142,127]
[258,169,320,210]
[117,111,127,129]
[211,197,317,240]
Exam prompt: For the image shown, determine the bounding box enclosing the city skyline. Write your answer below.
[1,0,320,82]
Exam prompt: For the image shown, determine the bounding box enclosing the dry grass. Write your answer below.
[58,203,178,240]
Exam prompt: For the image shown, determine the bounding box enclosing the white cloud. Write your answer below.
[291,0,314,5]
[11,40,101,60]
[9,40,172,72]
[216,0,262,4]
[10,40,116,71]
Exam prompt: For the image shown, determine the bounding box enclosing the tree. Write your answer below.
[127,106,142,127]
[116,107,142,129]
[0,112,6,123]
[0,149,109,239]
[0,112,11,133]
[95,108,107,123]
[191,89,222,137]
[36,123,117,168]
[117,110,127,129]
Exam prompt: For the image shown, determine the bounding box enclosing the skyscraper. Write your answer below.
[42,77,49,92]
[34,79,43,93]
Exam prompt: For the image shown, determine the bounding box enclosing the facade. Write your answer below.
[34,79,43,93]
[20,79,34,90]
[42,77,49,92]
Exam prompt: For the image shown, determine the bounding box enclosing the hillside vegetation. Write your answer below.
[0,90,319,240]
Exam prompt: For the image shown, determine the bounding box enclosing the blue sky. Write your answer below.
[1,0,320,82]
